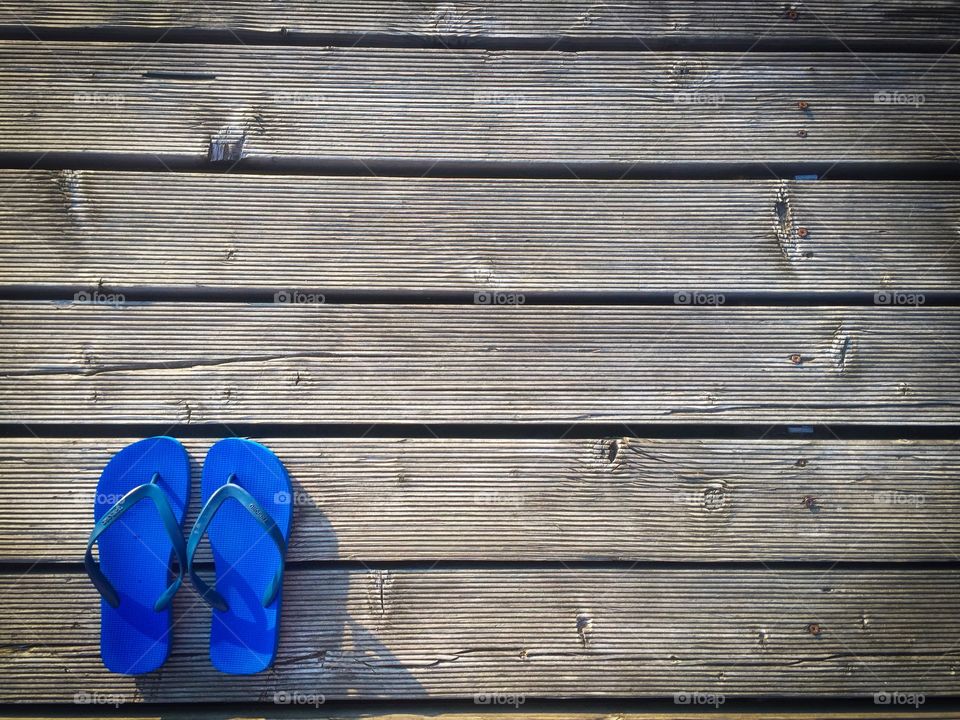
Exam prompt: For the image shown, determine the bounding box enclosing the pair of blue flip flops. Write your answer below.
[84,436,293,675]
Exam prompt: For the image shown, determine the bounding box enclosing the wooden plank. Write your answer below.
[0,303,958,425]
[2,437,959,564]
[1,568,958,700]
[3,172,959,293]
[0,43,957,166]
[1,1,958,44]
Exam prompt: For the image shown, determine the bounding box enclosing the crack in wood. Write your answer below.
[772,181,803,263]
[831,324,853,374]
[2,351,336,378]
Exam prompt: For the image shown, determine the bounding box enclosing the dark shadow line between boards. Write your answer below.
[1,154,959,181]
[4,287,960,306]
[0,26,958,53]
[0,423,956,440]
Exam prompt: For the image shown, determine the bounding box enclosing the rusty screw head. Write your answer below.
[790,353,803,365]
[797,100,809,110]
[807,623,822,636]
[802,495,817,509]
[797,129,808,138]
[797,226,809,238]
[787,8,799,20]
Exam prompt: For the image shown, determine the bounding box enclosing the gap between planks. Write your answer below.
[0,0,958,50]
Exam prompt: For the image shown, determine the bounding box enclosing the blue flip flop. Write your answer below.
[187,438,292,674]
[84,436,190,675]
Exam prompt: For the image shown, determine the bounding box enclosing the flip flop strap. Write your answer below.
[187,474,287,612]
[84,473,187,611]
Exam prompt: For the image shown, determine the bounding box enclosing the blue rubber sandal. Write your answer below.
[84,436,190,675]
[187,438,292,674]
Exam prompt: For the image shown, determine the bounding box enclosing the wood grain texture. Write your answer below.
[0,2,957,714]
[1,568,958,700]
[0,43,957,166]
[2,437,959,564]
[2,172,959,293]
[1,1,958,43]
[1,302,958,425]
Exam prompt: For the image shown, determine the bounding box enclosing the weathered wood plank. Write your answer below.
[1,568,958,700]
[2,172,959,293]
[1,1,958,44]
[0,44,957,166]
[0,303,957,425]
[2,437,958,563]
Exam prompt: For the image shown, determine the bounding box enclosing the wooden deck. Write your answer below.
[0,1,959,717]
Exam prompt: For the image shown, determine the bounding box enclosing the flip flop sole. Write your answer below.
[94,436,190,675]
[200,438,292,674]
